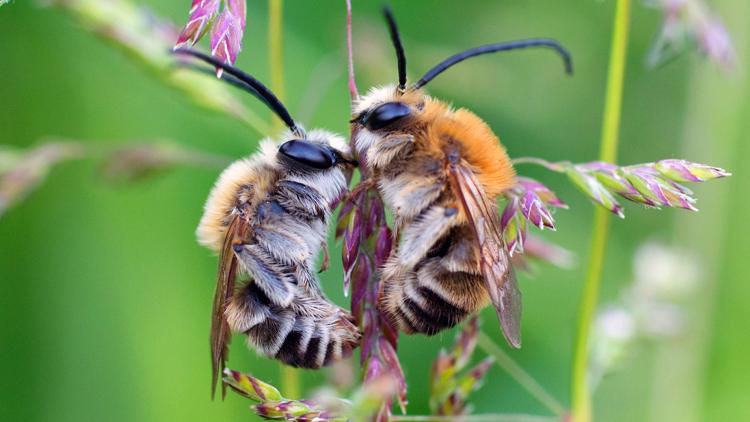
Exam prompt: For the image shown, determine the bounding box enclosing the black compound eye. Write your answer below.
[362,102,411,131]
[278,140,335,169]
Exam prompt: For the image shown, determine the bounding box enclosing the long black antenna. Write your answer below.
[413,38,573,89]
[173,48,300,134]
[383,6,407,90]
[176,62,274,110]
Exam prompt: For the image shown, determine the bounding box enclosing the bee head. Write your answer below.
[277,129,356,172]
[350,85,428,160]
[351,6,573,163]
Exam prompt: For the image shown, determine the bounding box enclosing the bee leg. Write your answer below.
[225,281,272,333]
[279,293,361,368]
[398,205,459,268]
[366,134,414,169]
[234,244,297,307]
[224,281,297,360]
[276,180,328,219]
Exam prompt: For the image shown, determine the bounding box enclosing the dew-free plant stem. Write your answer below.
[570,0,631,421]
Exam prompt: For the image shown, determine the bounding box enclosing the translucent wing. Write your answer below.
[211,214,247,398]
[448,160,522,348]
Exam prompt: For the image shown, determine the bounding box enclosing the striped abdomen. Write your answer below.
[382,224,490,336]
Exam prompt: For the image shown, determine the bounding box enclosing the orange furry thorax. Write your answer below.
[416,97,516,197]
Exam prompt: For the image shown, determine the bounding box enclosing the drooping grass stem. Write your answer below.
[570,0,631,421]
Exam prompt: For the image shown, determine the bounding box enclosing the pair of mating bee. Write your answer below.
[176,8,572,393]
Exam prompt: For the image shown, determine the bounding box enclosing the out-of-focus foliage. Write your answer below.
[0,142,84,218]
[589,242,701,388]
[0,1,747,422]
[646,0,735,68]
[99,142,229,184]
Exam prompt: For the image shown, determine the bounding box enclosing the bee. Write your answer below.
[174,49,361,395]
[350,9,572,347]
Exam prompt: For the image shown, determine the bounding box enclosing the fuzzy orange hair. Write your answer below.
[419,98,516,197]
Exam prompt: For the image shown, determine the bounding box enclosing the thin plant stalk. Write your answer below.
[269,0,286,133]
[391,415,559,422]
[570,0,631,421]
[477,333,566,417]
[346,0,359,101]
[267,0,300,398]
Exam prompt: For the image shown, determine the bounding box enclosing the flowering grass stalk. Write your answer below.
[336,3,407,420]
[223,368,396,421]
[0,139,231,220]
[175,0,248,75]
[99,142,230,184]
[337,185,407,421]
[430,317,494,416]
[501,177,567,255]
[513,158,729,216]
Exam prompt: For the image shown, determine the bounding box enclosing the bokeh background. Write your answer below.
[1,1,748,421]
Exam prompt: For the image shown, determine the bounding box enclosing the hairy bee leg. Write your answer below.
[253,199,324,266]
[273,309,360,368]
[276,179,329,219]
[397,206,459,268]
[234,244,296,307]
[226,281,296,360]
[254,227,311,265]
[366,134,414,169]
[246,307,296,357]
[379,173,444,220]
[229,276,360,369]
[225,281,273,333]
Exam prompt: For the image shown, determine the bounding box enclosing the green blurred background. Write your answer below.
[1,1,748,421]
